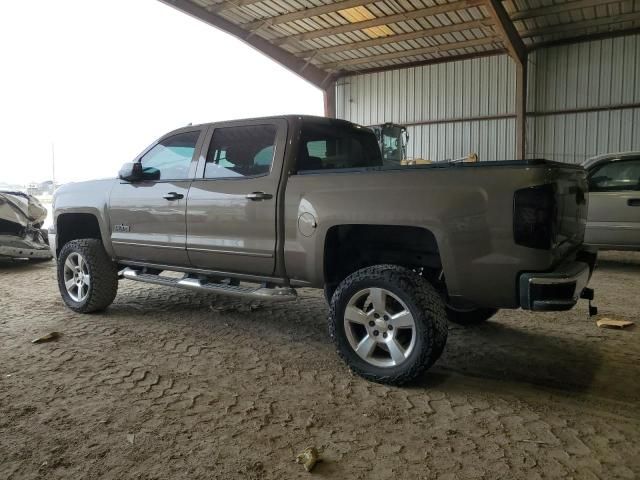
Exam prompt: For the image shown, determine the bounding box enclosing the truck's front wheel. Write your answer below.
[57,239,118,313]
[329,265,448,386]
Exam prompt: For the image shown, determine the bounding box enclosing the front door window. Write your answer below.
[140,131,200,180]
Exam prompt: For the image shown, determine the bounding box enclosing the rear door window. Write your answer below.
[204,125,277,179]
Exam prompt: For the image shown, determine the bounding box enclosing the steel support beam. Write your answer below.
[324,81,337,118]
[320,35,499,70]
[522,12,640,39]
[208,0,265,14]
[158,0,334,89]
[295,19,493,58]
[511,0,622,21]
[529,26,640,51]
[515,61,527,160]
[484,0,527,159]
[341,48,505,76]
[244,0,376,30]
[484,0,526,64]
[527,101,640,117]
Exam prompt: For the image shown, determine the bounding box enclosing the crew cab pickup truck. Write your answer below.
[52,115,596,385]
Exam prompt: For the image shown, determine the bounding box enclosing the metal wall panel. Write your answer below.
[404,118,516,162]
[527,33,640,163]
[336,32,640,165]
[336,54,517,162]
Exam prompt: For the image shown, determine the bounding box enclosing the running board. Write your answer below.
[121,267,297,302]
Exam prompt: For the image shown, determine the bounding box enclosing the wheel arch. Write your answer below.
[55,211,110,257]
[322,224,444,292]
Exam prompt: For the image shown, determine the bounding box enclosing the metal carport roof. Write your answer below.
[159,0,640,158]
[159,0,639,85]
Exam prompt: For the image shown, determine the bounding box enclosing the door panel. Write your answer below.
[108,128,204,266]
[586,157,640,248]
[186,177,277,273]
[110,181,191,265]
[586,192,640,247]
[186,120,287,275]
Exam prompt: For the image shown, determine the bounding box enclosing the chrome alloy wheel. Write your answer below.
[63,252,91,302]
[343,287,416,368]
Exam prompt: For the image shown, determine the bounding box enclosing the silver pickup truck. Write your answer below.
[52,115,596,385]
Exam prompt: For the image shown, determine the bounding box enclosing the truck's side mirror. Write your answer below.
[118,162,143,182]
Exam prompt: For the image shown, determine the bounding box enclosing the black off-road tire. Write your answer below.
[446,307,498,325]
[57,239,118,313]
[329,265,448,386]
[323,284,336,304]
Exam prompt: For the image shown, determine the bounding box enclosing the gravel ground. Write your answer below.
[1,252,639,479]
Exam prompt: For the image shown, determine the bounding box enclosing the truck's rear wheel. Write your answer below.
[57,239,118,313]
[323,284,336,304]
[446,306,498,325]
[329,265,448,386]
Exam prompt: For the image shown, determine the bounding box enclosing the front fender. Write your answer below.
[53,179,117,257]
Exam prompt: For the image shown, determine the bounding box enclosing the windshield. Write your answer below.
[381,126,405,164]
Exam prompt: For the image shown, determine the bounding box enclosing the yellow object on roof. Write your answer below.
[337,7,393,39]
[338,6,375,23]
[363,25,394,39]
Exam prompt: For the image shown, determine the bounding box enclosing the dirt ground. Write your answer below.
[1,252,639,479]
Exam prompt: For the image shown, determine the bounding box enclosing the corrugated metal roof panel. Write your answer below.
[169,0,639,76]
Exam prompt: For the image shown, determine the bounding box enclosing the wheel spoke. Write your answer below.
[387,339,406,365]
[62,252,91,303]
[355,334,376,358]
[64,256,76,271]
[345,305,369,325]
[391,310,414,329]
[367,288,386,313]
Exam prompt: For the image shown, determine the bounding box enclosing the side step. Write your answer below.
[121,268,297,302]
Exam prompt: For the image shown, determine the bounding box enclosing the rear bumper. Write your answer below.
[519,246,597,311]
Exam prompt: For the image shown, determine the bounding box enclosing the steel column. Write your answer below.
[324,81,336,118]
[516,61,527,160]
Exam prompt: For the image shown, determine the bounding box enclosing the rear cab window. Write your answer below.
[297,122,382,173]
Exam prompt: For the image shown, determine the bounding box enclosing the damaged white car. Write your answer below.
[0,191,53,261]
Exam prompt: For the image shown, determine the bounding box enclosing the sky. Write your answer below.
[0,0,323,186]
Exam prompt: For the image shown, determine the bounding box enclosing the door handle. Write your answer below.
[163,192,184,201]
[246,192,273,201]
[628,198,640,207]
